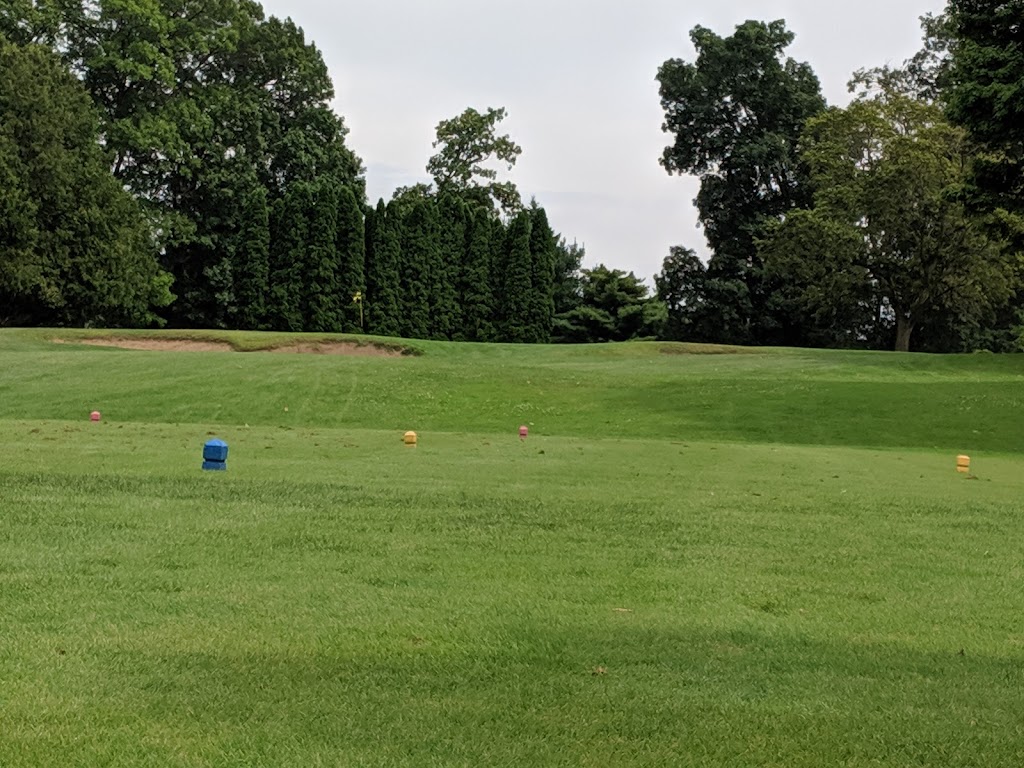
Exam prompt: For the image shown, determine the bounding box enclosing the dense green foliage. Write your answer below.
[0,39,170,327]
[556,266,664,342]
[427,106,523,216]
[7,2,1024,351]
[658,11,1024,353]
[946,0,1024,238]
[0,4,584,342]
[2,329,1024,765]
[657,20,826,346]
[760,74,1013,351]
[364,200,402,338]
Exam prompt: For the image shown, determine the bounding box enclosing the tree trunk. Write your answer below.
[895,314,914,352]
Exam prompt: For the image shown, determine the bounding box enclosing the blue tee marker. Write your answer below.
[203,439,228,471]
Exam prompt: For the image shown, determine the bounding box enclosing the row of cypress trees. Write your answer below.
[228,181,561,343]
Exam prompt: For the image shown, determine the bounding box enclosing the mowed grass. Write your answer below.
[1,329,1024,766]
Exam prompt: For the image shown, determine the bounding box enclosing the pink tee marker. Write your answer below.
[519,425,528,440]
[90,411,101,422]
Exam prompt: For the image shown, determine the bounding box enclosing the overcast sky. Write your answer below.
[261,0,947,282]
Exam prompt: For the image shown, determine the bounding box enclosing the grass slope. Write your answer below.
[3,327,1024,451]
[1,329,1023,766]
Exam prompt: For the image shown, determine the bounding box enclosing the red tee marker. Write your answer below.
[90,411,101,422]
[519,425,528,440]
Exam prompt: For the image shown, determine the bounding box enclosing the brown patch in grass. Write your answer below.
[268,342,403,357]
[60,337,408,357]
[75,338,233,352]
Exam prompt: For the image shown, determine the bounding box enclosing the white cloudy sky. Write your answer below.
[260,0,947,282]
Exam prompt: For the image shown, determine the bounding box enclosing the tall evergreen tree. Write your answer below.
[336,185,366,333]
[363,201,379,329]
[552,238,585,316]
[488,215,509,337]
[550,238,586,343]
[303,178,342,332]
[0,38,170,327]
[434,193,467,340]
[459,207,496,341]
[232,183,271,330]
[365,199,402,337]
[495,211,534,342]
[526,202,557,343]
[268,183,313,331]
[397,197,437,339]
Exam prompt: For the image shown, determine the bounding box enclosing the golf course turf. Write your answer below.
[1,328,1022,766]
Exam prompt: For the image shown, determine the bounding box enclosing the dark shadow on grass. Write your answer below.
[617,379,1024,451]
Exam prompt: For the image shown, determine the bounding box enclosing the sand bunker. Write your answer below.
[76,338,233,352]
[69,338,406,357]
[267,342,403,357]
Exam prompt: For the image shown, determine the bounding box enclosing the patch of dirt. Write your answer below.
[61,337,407,357]
[268,342,403,357]
[75,338,234,352]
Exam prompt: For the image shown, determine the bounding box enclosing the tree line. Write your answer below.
[4,1,1021,351]
[1,1,664,343]
[655,4,1024,352]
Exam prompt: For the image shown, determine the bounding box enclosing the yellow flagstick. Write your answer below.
[352,291,363,331]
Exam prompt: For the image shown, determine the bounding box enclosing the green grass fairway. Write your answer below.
[2,329,1023,766]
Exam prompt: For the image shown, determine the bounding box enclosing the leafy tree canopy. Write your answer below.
[760,71,1014,351]
[427,106,522,215]
[0,37,172,327]
[657,19,826,345]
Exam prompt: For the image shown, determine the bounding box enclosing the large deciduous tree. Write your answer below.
[657,20,826,345]
[759,75,1013,352]
[427,106,522,216]
[655,246,710,343]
